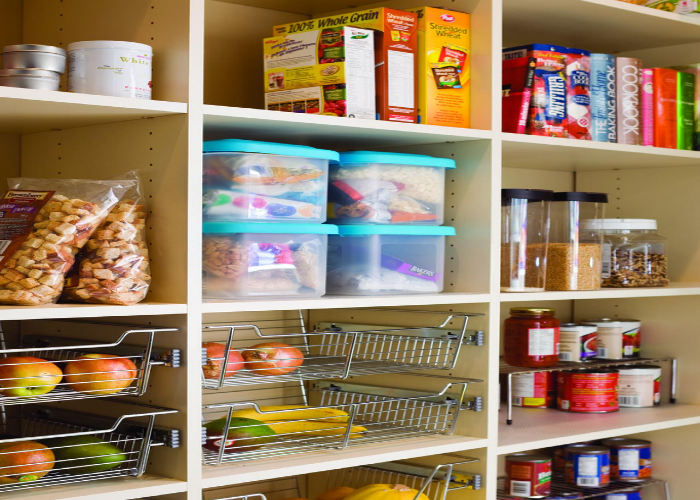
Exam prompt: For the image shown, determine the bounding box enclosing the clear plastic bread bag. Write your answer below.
[62,172,151,305]
[0,178,132,305]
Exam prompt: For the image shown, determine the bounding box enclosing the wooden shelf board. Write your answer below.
[500,283,700,302]
[498,404,700,454]
[0,301,187,321]
[203,106,491,149]
[0,87,187,134]
[202,435,488,488]
[503,0,700,52]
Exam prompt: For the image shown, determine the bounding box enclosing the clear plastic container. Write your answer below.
[203,139,337,223]
[202,222,337,299]
[326,225,454,295]
[501,189,553,292]
[546,192,608,291]
[583,218,669,288]
[328,151,455,225]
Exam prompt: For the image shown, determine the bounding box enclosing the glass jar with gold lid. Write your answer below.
[504,307,560,367]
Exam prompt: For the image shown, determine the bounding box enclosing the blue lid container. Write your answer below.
[204,139,339,161]
[203,222,339,234]
[335,225,456,236]
[334,151,456,168]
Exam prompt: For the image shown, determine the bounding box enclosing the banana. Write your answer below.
[230,405,350,424]
[265,419,367,438]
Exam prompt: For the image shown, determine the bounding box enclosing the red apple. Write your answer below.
[0,357,63,397]
[0,441,55,484]
[202,342,244,379]
[242,343,304,376]
[64,354,137,395]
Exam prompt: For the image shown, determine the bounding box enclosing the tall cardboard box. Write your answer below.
[273,8,418,123]
[407,7,470,128]
[672,63,700,150]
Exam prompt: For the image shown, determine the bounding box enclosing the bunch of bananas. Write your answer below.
[231,405,367,438]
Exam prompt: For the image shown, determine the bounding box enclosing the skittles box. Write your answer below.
[407,7,470,128]
[274,8,418,123]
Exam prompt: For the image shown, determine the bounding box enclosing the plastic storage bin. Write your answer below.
[583,218,669,288]
[202,222,337,299]
[203,139,337,223]
[326,225,454,295]
[328,151,455,225]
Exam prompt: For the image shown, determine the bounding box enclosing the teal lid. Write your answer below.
[203,222,339,235]
[335,151,456,169]
[203,139,339,161]
[335,225,456,236]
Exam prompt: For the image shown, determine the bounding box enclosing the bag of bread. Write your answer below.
[0,178,132,305]
[62,173,151,305]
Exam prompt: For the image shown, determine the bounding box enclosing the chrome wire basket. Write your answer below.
[202,309,483,389]
[202,376,482,466]
[497,476,669,499]
[0,323,179,405]
[0,404,178,492]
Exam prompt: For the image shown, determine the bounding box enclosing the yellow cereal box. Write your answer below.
[408,7,470,128]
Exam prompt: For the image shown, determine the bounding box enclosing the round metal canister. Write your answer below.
[557,368,619,413]
[0,69,60,91]
[601,438,652,482]
[1,44,66,73]
[582,318,641,359]
[559,323,597,362]
[505,453,552,498]
[565,444,611,488]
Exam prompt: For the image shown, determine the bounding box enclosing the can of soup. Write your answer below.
[582,318,641,359]
[558,369,619,413]
[559,323,597,362]
[601,438,652,481]
[617,365,661,407]
[505,453,552,498]
[506,371,557,408]
[548,494,584,499]
[602,491,642,500]
[565,444,611,487]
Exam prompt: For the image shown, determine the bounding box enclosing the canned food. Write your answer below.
[583,318,641,359]
[565,444,611,487]
[1,44,66,73]
[601,438,652,481]
[505,453,552,498]
[548,494,584,499]
[558,369,619,413]
[600,491,642,500]
[617,365,661,407]
[509,372,557,408]
[559,323,597,362]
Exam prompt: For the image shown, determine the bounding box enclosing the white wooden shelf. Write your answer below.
[500,283,700,302]
[497,404,700,455]
[0,87,187,134]
[7,475,187,500]
[203,106,492,148]
[501,133,700,171]
[0,302,187,321]
[202,435,488,488]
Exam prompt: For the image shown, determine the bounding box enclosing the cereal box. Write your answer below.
[265,84,369,118]
[503,44,568,137]
[616,57,642,145]
[406,7,470,128]
[566,48,592,140]
[502,56,536,134]
[273,8,418,123]
[590,54,617,143]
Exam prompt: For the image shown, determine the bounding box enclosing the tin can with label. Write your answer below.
[548,494,584,499]
[582,318,641,359]
[504,371,557,408]
[565,444,611,488]
[601,438,652,481]
[505,453,552,498]
[617,365,662,408]
[558,369,619,413]
[559,323,597,362]
[602,491,642,500]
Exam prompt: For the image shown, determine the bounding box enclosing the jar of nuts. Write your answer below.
[583,218,669,288]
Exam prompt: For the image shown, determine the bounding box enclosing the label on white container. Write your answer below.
[527,328,556,356]
[68,46,152,99]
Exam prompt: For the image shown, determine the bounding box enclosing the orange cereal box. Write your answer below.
[408,7,470,128]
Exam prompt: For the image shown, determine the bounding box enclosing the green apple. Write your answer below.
[51,436,126,475]
[0,357,63,397]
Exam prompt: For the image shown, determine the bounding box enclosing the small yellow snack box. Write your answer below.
[407,7,470,128]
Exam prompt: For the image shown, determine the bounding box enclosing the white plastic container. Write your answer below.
[202,222,337,299]
[617,365,662,408]
[203,139,336,223]
[67,41,152,99]
[328,151,455,225]
[327,225,454,295]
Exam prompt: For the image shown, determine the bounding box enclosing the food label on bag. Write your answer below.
[0,190,54,265]
[381,254,438,281]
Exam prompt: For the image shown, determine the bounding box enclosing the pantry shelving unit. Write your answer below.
[0,0,699,499]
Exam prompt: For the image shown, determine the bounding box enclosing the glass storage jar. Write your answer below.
[583,218,668,288]
[546,192,608,291]
[504,308,560,368]
[501,189,553,292]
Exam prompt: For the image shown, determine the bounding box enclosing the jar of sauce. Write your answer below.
[504,308,560,367]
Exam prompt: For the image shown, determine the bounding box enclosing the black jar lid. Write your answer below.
[502,189,554,203]
[553,191,609,203]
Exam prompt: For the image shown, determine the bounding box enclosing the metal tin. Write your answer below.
[558,368,619,413]
[548,494,584,499]
[1,44,66,73]
[510,371,556,408]
[602,491,642,500]
[565,444,611,488]
[601,438,652,482]
[505,453,552,498]
[559,323,597,362]
[582,318,641,359]
[617,365,662,408]
[0,69,60,91]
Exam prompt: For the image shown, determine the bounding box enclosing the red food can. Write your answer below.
[508,371,557,408]
[557,368,619,413]
[505,453,552,498]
